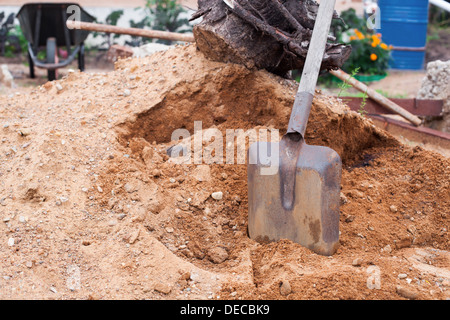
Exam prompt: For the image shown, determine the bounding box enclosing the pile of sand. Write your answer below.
[0,44,448,300]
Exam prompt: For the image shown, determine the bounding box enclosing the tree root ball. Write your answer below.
[191,0,352,77]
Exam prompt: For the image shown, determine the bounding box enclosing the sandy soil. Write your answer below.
[0,44,449,300]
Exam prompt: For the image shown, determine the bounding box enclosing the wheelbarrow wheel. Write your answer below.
[78,42,85,72]
[46,37,57,81]
[27,51,35,79]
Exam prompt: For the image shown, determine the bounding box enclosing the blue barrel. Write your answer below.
[377,0,429,70]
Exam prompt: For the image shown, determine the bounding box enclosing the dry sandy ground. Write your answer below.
[0,44,449,300]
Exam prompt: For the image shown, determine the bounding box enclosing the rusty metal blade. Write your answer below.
[248,141,342,256]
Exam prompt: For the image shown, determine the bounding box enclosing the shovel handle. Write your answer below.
[287,0,337,136]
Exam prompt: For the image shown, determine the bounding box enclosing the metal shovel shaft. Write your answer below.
[247,0,342,256]
[287,0,337,137]
[282,0,337,211]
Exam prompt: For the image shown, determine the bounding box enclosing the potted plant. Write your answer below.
[342,28,393,82]
[327,9,393,84]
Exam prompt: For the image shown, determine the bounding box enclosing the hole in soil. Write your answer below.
[116,64,397,168]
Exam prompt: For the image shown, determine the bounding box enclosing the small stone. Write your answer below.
[347,189,364,199]
[280,280,292,296]
[55,83,63,91]
[81,187,88,193]
[25,261,33,268]
[344,214,355,223]
[108,219,118,226]
[211,192,223,201]
[396,285,418,300]
[390,205,398,213]
[123,89,131,97]
[207,246,228,264]
[18,128,31,137]
[352,258,363,267]
[18,216,28,223]
[407,225,416,235]
[165,227,174,233]
[179,272,191,281]
[154,282,171,294]
[129,229,140,244]
[340,192,348,205]
[398,273,408,279]
[8,238,15,247]
[124,183,136,193]
[152,169,161,177]
[395,238,412,249]
[50,287,57,293]
[382,244,392,253]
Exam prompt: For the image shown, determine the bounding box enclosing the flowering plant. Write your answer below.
[342,29,392,76]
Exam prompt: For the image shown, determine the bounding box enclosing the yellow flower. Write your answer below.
[354,29,365,40]
[370,53,378,61]
[349,36,357,41]
[371,35,381,45]
[380,43,389,50]
[371,42,377,47]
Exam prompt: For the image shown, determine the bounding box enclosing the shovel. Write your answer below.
[246,0,342,256]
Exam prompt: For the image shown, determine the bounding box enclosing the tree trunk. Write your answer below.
[191,0,351,77]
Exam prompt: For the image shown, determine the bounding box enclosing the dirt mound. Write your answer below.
[0,44,449,300]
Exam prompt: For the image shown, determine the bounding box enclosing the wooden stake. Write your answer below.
[330,69,422,126]
[66,20,195,43]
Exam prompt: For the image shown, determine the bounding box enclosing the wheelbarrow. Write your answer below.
[17,2,95,81]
